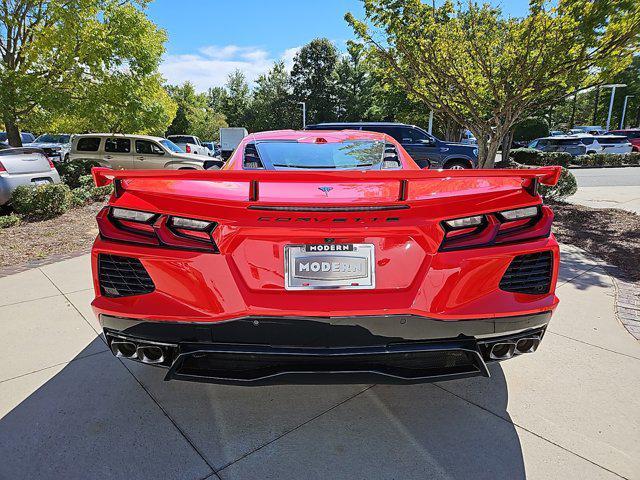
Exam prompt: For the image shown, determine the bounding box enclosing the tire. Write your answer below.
[586,151,596,155]
[444,160,470,170]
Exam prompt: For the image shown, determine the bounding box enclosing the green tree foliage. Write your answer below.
[290,38,339,124]
[334,42,376,121]
[166,82,227,140]
[0,0,174,145]
[347,0,640,167]
[220,70,253,128]
[513,118,550,142]
[251,61,297,132]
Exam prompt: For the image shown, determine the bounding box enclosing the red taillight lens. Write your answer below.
[96,207,218,252]
[0,161,6,172]
[48,159,55,169]
[186,144,191,153]
[440,205,551,250]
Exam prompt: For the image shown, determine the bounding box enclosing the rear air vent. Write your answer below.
[243,143,264,169]
[499,251,553,295]
[382,143,401,169]
[98,254,155,297]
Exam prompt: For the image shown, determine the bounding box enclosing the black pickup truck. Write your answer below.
[306,122,478,169]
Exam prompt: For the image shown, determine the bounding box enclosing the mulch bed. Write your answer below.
[0,202,104,269]
[1,200,638,283]
[549,201,640,282]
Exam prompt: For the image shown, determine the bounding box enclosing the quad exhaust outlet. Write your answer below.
[108,336,174,365]
[489,335,541,360]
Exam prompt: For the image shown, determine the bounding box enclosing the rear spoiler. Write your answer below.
[92,166,561,199]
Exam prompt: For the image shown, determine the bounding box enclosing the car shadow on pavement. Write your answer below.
[0,337,526,480]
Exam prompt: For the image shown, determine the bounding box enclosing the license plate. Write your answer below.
[32,179,51,186]
[284,244,375,290]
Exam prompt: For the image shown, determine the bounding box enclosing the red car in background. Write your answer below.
[608,129,640,152]
[91,130,561,384]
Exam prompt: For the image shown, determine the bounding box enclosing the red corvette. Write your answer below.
[91,130,561,384]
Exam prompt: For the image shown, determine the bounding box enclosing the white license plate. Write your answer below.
[32,179,51,186]
[284,243,375,290]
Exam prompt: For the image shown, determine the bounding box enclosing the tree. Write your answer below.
[290,38,339,124]
[166,82,227,139]
[347,0,640,167]
[0,0,171,145]
[334,42,375,121]
[252,61,296,132]
[220,70,253,128]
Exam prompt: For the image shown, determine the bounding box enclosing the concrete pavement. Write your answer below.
[567,168,640,213]
[0,245,638,480]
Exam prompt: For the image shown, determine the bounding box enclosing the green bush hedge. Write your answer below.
[509,148,572,167]
[539,167,578,200]
[0,213,21,228]
[573,152,640,167]
[55,159,102,188]
[70,175,112,207]
[11,183,72,219]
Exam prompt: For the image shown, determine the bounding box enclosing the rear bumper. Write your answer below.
[102,311,551,384]
[0,171,60,205]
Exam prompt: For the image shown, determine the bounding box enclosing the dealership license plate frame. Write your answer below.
[284,243,375,291]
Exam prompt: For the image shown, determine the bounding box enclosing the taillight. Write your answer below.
[48,158,55,169]
[440,205,551,250]
[0,161,5,172]
[186,144,191,153]
[97,207,218,252]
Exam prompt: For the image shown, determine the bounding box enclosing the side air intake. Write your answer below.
[499,251,553,295]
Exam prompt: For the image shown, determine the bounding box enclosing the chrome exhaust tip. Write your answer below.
[515,337,541,355]
[137,345,165,364]
[111,341,138,359]
[489,342,516,360]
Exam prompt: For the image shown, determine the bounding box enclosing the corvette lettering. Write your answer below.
[257,216,400,223]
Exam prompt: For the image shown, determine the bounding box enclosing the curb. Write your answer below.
[0,247,91,278]
[604,265,640,341]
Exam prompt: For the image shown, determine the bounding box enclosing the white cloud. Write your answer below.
[160,44,301,92]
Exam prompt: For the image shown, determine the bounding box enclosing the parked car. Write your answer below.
[575,134,632,154]
[306,122,478,169]
[202,141,221,157]
[460,130,477,145]
[166,135,209,156]
[573,125,606,135]
[549,130,565,137]
[608,129,640,152]
[69,134,224,170]
[25,133,72,163]
[0,147,61,205]
[91,129,561,384]
[219,127,249,159]
[528,136,587,156]
[0,131,36,145]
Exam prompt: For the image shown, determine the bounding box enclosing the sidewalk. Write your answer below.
[565,186,640,214]
[0,245,638,480]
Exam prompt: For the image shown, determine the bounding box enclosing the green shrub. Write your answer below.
[628,152,640,165]
[577,153,639,167]
[69,175,112,207]
[509,148,571,167]
[55,160,102,188]
[539,167,577,200]
[11,183,72,219]
[0,213,21,228]
[513,118,549,143]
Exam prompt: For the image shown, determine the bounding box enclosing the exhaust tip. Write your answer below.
[515,337,541,355]
[137,345,165,364]
[489,342,516,360]
[111,341,138,359]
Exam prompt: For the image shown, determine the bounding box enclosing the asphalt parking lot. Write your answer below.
[0,244,638,480]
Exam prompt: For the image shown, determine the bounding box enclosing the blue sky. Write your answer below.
[148,0,532,91]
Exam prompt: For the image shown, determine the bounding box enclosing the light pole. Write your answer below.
[298,102,306,129]
[602,84,626,131]
[620,95,634,129]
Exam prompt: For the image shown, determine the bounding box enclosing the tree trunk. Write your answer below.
[475,133,501,169]
[501,129,515,167]
[3,116,22,147]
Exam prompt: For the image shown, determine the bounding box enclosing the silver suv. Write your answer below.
[69,134,224,170]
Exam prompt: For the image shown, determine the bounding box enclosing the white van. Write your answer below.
[219,128,248,159]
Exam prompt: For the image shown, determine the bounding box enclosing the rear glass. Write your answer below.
[550,139,581,145]
[255,140,387,170]
[105,138,131,153]
[35,134,70,143]
[595,136,628,144]
[168,136,194,143]
[77,137,101,151]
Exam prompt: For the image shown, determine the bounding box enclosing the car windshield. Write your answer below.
[160,139,183,152]
[34,134,70,143]
[255,140,387,170]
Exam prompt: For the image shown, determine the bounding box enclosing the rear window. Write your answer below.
[77,137,101,152]
[105,138,131,153]
[595,136,628,144]
[254,140,387,170]
[550,139,581,145]
[168,136,194,144]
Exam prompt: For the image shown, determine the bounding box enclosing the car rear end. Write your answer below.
[594,135,633,154]
[0,148,60,205]
[90,163,561,385]
[546,138,586,156]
